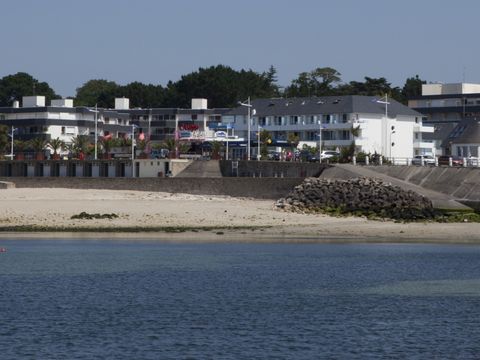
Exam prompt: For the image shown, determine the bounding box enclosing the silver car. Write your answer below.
[412,155,435,165]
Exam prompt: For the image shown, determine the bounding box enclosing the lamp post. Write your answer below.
[257,125,261,160]
[375,94,390,157]
[238,97,253,160]
[8,126,18,160]
[131,123,138,161]
[87,105,99,160]
[225,124,230,161]
[318,119,323,163]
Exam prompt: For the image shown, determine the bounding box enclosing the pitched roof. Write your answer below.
[448,118,480,144]
[226,95,421,117]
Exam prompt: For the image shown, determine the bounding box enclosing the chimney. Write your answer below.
[12,100,19,108]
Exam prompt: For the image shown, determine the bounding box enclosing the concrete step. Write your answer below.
[176,160,222,178]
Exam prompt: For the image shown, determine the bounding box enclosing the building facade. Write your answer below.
[224,96,433,159]
[409,83,480,156]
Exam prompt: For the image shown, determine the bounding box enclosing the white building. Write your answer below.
[0,96,131,148]
[224,96,434,159]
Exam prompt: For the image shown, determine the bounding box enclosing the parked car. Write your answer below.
[151,148,169,159]
[467,156,479,166]
[412,155,435,165]
[267,150,281,161]
[320,150,340,160]
[298,150,318,162]
[438,155,463,166]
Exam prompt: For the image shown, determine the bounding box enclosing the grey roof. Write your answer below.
[448,118,480,145]
[423,122,457,142]
[226,96,422,117]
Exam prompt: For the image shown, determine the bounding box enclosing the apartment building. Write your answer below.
[409,83,480,156]
[224,96,433,159]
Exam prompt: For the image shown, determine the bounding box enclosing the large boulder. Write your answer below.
[276,177,435,220]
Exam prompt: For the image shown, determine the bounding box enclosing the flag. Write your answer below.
[139,133,145,141]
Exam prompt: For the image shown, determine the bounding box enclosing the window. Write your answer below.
[342,114,348,123]
[339,130,350,140]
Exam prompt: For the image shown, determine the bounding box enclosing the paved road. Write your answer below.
[324,164,471,210]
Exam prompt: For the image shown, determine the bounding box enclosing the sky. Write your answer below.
[1,0,479,97]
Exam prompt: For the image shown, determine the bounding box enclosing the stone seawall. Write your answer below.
[0,177,304,200]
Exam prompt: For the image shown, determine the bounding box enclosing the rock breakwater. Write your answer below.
[276,177,435,220]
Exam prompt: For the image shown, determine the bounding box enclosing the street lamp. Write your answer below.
[7,126,18,160]
[375,95,390,157]
[131,123,139,161]
[257,125,261,160]
[225,123,232,161]
[318,120,323,163]
[87,104,99,160]
[238,97,253,160]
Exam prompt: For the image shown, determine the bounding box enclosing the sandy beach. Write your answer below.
[0,187,479,243]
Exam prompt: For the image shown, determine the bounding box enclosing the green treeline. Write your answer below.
[0,65,426,109]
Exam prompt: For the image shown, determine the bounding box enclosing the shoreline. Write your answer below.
[0,187,479,244]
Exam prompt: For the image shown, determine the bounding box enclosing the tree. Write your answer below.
[75,79,120,107]
[402,75,426,101]
[284,67,342,97]
[259,129,272,159]
[210,141,223,160]
[337,76,403,102]
[47,137,65,159]
[29,137,47,159]
[0,125,9,155]
[71,135,90,157]
[118,82,165,108]
[98,136,114,158]
[287,133,300,153]
[0,72,59,107]
[163,65,279,108]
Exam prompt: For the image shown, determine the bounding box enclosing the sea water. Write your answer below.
[1,240,480,359]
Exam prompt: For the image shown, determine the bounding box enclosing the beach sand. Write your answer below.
[0,188,479,242]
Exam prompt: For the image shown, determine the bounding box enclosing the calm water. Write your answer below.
[1,240,480,359]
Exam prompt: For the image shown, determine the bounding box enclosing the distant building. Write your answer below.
[409,83,480,156]
[0,95,130,146]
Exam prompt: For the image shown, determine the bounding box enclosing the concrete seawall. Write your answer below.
[364,166,480,202]
[0,177,304,200]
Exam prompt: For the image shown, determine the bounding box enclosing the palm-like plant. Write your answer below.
[160,138,177,152]
[71,135,90,156]
[29,137,47,159]
[48,137,65,159]
[99,136,115,158]
[210,141,223,160]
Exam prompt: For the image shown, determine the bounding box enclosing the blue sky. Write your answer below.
[1,0,478,97]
